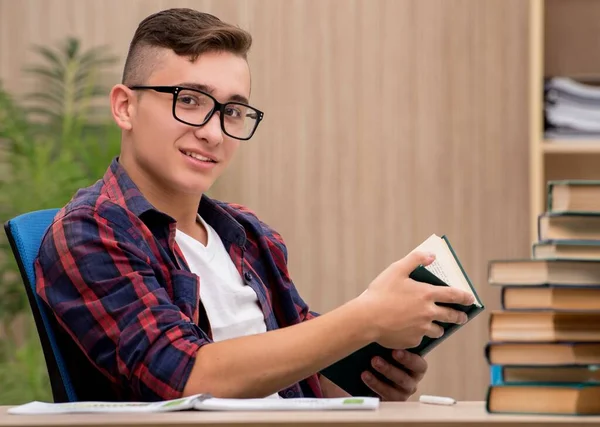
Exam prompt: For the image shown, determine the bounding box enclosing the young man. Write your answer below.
[35,8,475,402]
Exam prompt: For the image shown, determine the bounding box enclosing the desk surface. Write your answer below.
[0,401,600,427]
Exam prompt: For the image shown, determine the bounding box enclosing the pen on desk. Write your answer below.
[418,395,456,406]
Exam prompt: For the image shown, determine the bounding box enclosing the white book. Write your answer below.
[547,77,600,100]
[546,107,600,132]
[8,395,380,414]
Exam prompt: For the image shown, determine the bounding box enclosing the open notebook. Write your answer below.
[8,395,379,414]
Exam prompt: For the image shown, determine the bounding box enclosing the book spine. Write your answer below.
[487,260,494,285]
[485,386,493,413]
[484,342,492,364]
[537,213,545,241]
[547,181,555,211]
[490,365,504,385]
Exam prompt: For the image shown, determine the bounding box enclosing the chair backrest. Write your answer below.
[3,208,77,402]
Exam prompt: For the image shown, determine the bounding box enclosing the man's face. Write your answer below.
[127,50,251,195]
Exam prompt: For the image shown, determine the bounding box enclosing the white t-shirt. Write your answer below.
[175,215,281,399]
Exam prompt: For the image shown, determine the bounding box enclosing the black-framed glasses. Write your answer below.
[129,85,264,141]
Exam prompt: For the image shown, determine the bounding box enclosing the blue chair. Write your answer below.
[3,208,78,402]
[5,209,123,403]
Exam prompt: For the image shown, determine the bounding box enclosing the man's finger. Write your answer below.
[429,286,476,306]
[361,371,408,402]
[392,350,428,381]
[424,322,444,339]
[432,306,468,325]
[370,356,417,393]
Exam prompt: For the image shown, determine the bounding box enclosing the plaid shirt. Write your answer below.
[35,157,323,401]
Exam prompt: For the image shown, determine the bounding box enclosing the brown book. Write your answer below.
[488,259,600,286]
[489,311,600,342]
[533,241,600,261]
[487,384,600,415]
[548,180,600,213]
[486,342,600,365]
[539,213,600,241]
[501,365,600,383]
[502,286,600,311]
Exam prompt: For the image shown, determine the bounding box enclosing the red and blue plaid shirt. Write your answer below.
[35,157,323,401]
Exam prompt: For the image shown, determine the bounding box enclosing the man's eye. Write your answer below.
[178,96,198,106]
[225,107,242,118]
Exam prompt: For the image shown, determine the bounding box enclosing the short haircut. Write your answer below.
[122,8,252,85]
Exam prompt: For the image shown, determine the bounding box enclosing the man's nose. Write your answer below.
[194,111,223,146]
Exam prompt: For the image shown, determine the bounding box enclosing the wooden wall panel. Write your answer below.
[0,0,531,401]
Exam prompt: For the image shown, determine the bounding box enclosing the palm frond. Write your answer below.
[30,45,64,70]
[23,36,118,126]
[22,66,64,82]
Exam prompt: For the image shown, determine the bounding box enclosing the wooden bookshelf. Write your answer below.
[529,0,600,243]
[542,141,600,154]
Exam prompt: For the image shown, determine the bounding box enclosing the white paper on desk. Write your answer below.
[8,395,379,414]
[194,397,380,411]
[7,394,200,414]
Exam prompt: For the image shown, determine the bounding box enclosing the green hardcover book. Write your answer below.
[547,180,600,214]
[487,383,600,415]
[320,234,484,397]
[497,364,600,385]
[533,240,600,261]
[538,212,600,242]
[488,258,600,287]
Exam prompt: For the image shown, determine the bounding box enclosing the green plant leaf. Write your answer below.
[0,36,120,404]
[24,36,118,127]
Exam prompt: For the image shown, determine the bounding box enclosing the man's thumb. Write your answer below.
[398,250,435,273]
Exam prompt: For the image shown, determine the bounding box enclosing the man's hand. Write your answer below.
[361,350,427,401]
[357,251,473,350]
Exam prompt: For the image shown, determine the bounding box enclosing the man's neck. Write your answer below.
[119,157,207,244]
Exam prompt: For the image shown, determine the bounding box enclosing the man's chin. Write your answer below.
[179,180,214,196]
[172,168,218,194]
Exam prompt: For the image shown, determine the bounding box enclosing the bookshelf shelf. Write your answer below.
[529,0,600,243]
[543,141,600,154]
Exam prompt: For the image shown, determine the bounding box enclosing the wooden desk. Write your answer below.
[0,401,599,427]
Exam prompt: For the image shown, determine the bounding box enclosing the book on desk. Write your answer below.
[485,180,600,416]
[8,395,380,415]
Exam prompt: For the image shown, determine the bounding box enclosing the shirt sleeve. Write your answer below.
[35,206,210,401]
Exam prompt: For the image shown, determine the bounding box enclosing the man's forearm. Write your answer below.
[182,298,375,398]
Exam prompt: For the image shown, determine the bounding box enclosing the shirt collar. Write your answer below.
[198,195,247,247]
[103,157,246,247]
[104,157,158,218]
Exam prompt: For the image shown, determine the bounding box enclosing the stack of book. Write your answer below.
[545,77,600,140]
[485,180,600,415]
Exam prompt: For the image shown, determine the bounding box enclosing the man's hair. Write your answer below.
[122,8,252,85]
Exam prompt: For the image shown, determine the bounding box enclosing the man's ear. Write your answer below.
[110,84,135,131]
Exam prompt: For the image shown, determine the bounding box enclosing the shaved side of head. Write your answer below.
[122,8,252,86]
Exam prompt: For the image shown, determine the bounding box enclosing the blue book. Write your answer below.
[490,365,504,385]
[490,364,600,385]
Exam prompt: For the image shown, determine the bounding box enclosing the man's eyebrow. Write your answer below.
[228,94,250,104]
[178,82,250,105]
